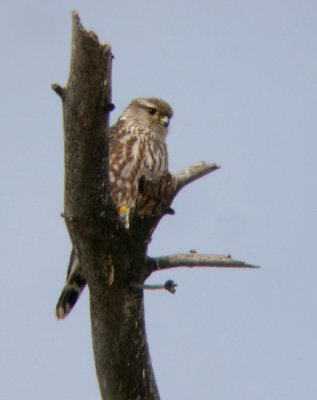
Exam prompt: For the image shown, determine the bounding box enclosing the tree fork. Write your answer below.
[53,11,258,400]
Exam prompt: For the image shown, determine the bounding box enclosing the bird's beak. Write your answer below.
[159,115,169,127]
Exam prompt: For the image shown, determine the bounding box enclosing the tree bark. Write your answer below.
[53,12,258,400]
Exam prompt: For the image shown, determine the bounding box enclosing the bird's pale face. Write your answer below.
[145,105,170,128]
[121,98,173,139]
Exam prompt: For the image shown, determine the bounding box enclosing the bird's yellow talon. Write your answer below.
[118,204,129,214]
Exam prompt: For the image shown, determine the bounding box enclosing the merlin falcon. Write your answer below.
[56,97,173,319]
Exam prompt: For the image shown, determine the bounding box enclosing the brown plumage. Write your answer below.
[109,97,172,227]
[55,97,173,319]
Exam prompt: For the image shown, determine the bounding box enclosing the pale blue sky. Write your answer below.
[1,1,316,399]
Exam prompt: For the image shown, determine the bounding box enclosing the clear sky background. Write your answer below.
[1,1,316,399]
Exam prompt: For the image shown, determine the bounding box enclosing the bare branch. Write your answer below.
[175,161,220,193]
[130,279,178,294]
[148,253,259,273]
[51,83,64,98]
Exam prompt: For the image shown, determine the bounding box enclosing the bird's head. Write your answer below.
[121,97,173,139]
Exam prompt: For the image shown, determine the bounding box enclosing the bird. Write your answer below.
[55,97,173,319]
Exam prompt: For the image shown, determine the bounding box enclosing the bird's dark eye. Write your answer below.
[147,107,156,115]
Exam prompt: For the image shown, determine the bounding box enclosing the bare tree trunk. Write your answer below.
[53,12,258,400]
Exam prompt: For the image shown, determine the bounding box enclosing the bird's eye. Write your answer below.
[147,107,156,115]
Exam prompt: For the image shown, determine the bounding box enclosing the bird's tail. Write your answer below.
[55,251,87,320]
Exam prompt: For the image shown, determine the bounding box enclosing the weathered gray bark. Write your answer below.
[53,12,258,400]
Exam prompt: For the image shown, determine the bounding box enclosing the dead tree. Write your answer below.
[52,12,258,400]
